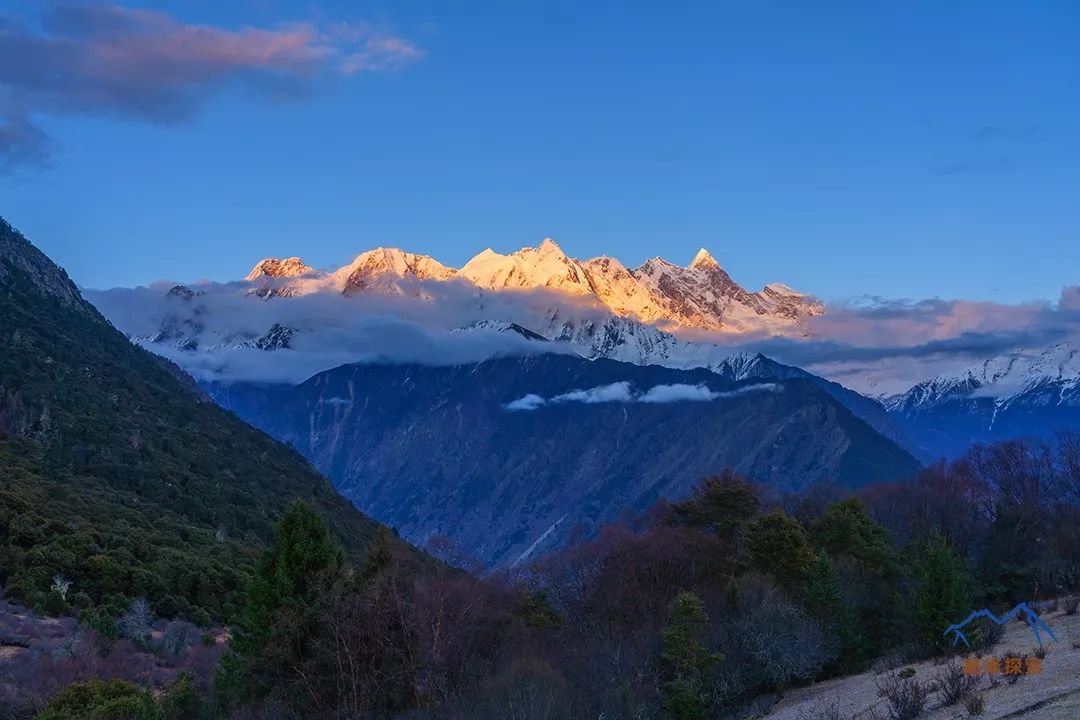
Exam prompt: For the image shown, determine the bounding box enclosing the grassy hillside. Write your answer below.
[0,217,380,622]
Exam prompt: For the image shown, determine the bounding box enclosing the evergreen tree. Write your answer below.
[746,508,814,588]
[660,591,719,720]
[910,532,973,652]
[804,550,867,670]
[804,550,843,620]
[218,500,344,708]
[236,499,344,655]
[812,498,896,575]
[813,498,901,657]
[672,470,759,540]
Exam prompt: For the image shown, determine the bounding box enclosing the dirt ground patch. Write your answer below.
[0,645,27,661]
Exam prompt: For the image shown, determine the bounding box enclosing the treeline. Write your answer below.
[860,435,1080,601]
[25,434,1080,719]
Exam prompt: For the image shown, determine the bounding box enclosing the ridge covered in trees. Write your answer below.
[0,217,383,623]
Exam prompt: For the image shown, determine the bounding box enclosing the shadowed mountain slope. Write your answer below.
[209,354,920,566]
[0,217,381,620]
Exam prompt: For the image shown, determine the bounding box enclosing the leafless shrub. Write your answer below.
[473,656,571,720]
[1064,596,1079,616]
[0,598,222,717]
[872,649,909,675]
[876,674,931,720]
[1032,644,1048,660]
[728,578,837,690]
[933,662,980,707]
[963,693,985,715]
[161,620,198,658]
[117,598,153,644]
[971,619,1005,650]
[227,702,303,720]
[50,575,71,600]
[1000,651,1032,685]
[0,684,37,720]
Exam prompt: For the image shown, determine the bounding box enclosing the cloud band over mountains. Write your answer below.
[85,268,1080,395]
[0,3,420,171]
[757,286,1080,393]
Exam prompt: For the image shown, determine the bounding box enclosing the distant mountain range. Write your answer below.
[91,237,1080,464]
[100,270,911,457]
[206,354,920,566]
[884,342,1080,458]
[242,238,824,334]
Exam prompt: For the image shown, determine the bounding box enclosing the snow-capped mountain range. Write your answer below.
[100,237,828,386]
[884,342,1080,457]
[241,238,823,334]
[885,342,1080,411]
[85,237,1080,462]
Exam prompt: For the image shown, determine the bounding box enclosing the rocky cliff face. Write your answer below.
[0,217,86,308]
[207,353,920,567]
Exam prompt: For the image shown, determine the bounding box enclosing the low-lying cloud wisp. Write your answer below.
[504,382,780,411]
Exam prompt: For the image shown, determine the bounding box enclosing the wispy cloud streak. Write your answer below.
[504,382,781,411]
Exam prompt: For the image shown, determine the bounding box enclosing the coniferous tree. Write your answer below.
[910,532,973,652]
[218,500,344,708]
[660,591,719,720]
[812,499,899,656]
[746,508,814,588]
[237,499,344,654]
[804,550,867,670]
[812,498,897,575]
[672,470,759,541]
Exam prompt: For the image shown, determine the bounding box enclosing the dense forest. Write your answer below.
[7,433,1080,719]
[0,217,383,627]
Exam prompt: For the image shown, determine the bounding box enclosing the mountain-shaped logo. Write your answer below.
[944,602,1057,648]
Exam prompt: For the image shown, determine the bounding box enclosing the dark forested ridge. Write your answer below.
[0,217,381,621]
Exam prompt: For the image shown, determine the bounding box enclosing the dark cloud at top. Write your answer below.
[0,3,421,171]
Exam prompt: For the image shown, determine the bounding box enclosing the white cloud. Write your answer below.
[638,382,781,403]
[505,394,547,412]
[85,279,590,384]
[551,382,634,404]
[504,382,780,411]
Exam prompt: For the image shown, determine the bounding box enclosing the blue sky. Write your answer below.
[1,0,1077,302]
